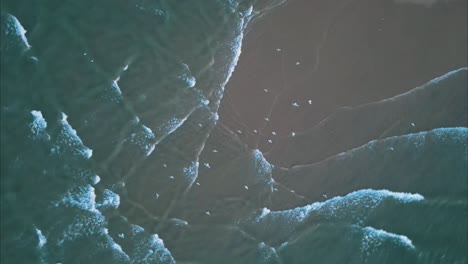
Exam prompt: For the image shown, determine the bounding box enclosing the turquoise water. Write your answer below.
[1,0,467,263]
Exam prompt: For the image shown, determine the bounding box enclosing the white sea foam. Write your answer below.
[97,189,120,210]
[34,227,47,248]
[254,189,424,228]
[157,117,186,140]
[91,175,101,185]
[57,112,93,159]
[128,225,176,263]
[58,209,106,244]
[130,124,156,156]
[252,149,272,175]
[5,14,31,49]
[362,227,415,250]
[30,110,50,140]
[258,242,280,263]
[61,185,98,212]
[184,161,199,186]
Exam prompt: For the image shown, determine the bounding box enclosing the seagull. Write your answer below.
[411,122,415,127]
[295,61,301,65]
[264,117,270,121]
[264,89,269,92]
[169,176,175,180]
[204,163,211,169]
[291,132,296,137]
[272,131,277,135]
[163,164,167,168]
[237,129,242,134]
[276,48,282,52]
[155,193,159,199]
[308,100,312,105]
[253,129,258,133]
[244,185,249,190]
[196,182,200,186]
[292,102,299,107]
[268,139,273,143]
[212,149,218,153]
[205,211,211,216]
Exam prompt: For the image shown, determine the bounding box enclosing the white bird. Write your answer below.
[411,122,415,127]
[169,176,175,179]
[276,48,282,52]
[163,164,167,168]
[291,132,296,137]
[155,193,159,199]
[292,102,299,107]
[237,129,242,134]
[196,182,200,186]
[204,163,211,169]
[295,61,300,65]
[268,139,273,143]
[264,89,269,92]
[205,211,211,216]
[212,149,218,153]
[308,100,312,105]
[272,131,277,135]
[253,129,258,133]
[264,117,270,121]
[244,185,249,190]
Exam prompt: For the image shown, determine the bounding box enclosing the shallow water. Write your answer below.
[1,0,467,263]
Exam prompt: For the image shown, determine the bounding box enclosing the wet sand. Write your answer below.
[220,0,467,165]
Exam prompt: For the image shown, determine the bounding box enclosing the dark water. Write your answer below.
[0,0,467,263]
